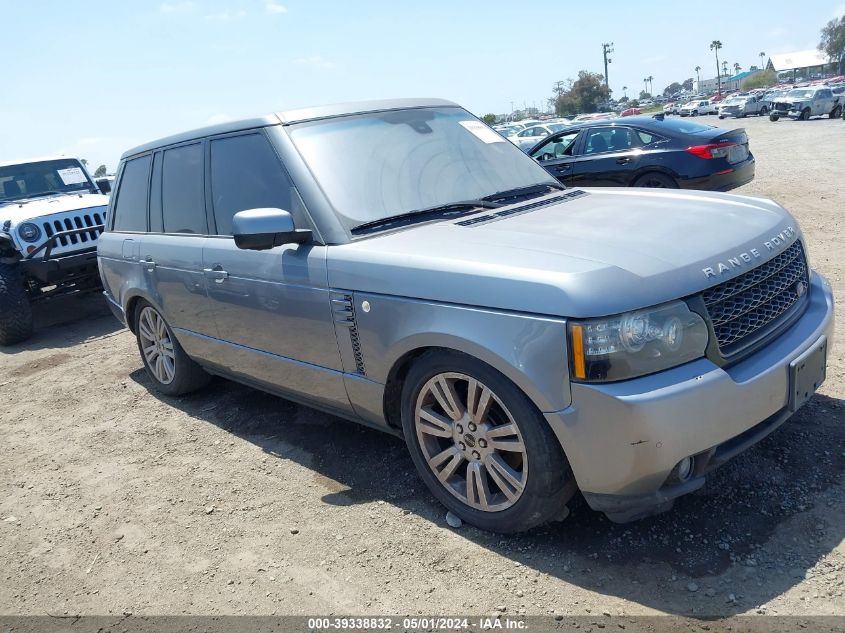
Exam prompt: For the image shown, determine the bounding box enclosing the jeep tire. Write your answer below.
[0,263,34,346]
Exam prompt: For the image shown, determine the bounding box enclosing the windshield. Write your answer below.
[0,159,95,204]
[289,107,556,233]
[547,123,570,132]
[787,89,814,98]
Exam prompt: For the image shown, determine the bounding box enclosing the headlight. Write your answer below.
[18,222,41,243]
[569,301,709,382]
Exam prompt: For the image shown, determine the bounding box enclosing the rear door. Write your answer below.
[200,131,349,410]
[570,126,644,186]
[141,142,218,349]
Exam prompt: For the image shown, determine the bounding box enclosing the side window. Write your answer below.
[818,89,831,99]
[583,128,612,154]
[531,131,580,160]
[161,143,206,234]
[606,128,639,151]
[112,155,151,232]
[635,130,661,145]
[209,134,295,235]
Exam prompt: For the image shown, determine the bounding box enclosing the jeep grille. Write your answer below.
[40,208,107,254]
[702,240,809,356]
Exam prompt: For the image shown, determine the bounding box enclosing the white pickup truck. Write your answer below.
[769,86,842,121]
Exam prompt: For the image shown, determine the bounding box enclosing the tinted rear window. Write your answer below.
[209,134,293,235]
[650,118,716,134]
[161,144,206,234]
[112,155,151,232]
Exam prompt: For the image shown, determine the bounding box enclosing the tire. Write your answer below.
[770,113,779,121]
[760,106,768,116]
[718,115,725,119]
[400,350,576,533]
[632,172,678,188]
[0,262,34,346]
[799,108,810,121]
[831,106,842,119]
[133,300,210,396]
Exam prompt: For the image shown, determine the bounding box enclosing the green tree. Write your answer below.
[481,113,497,126]
[681,77,694,91]
[93,164,107,178]
[80,158,88,167]
[553,71,609,115]
[741,69,777,90]
[639,90,651,100]
[819,15,845,72]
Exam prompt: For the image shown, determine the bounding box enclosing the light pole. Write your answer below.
[602,42,614,88]
[695,65,701,90]
[710,40,723,96]
[759,51,766,70]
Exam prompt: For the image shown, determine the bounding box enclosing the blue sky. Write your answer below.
[1,0,841,171]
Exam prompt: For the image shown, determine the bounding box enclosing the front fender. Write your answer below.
[350,293,572,413]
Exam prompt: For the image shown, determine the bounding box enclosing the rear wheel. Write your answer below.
[0,263,33,346]
[632,172,678,188]
[799,108,811,121]
[830,105,842,119]
[760,106,768,115]
[401,350,576,533]
[134,301,210,395]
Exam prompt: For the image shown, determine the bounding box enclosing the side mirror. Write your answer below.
[232,208,312,251]
[96,178,112,194]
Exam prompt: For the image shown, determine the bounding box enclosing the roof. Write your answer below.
[769,49,829,71]
[122,98,459,160]
[0,155,78,169]
[728,70,758,81]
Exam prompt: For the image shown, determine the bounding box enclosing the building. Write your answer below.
[767,49,838,82]
[697,69,765,95]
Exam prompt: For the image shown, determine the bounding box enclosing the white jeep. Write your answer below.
[0,157,111,344]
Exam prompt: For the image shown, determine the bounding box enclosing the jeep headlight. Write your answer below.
[569,301,709,382]
[18,222,41,243]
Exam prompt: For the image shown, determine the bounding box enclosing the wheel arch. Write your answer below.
[122,290,162,335]
[628,166,680,187]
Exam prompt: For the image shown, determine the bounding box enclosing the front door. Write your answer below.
[200,131,348,411]
[528,130,581,186]
[570,126,644,187]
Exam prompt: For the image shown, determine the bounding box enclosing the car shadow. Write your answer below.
[131,368,845,616]
[1,292,122,355]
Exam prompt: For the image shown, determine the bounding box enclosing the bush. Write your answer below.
[742,70,777,90]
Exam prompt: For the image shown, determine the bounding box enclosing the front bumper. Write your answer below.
[20,248,99,284]
[544,272,834,522]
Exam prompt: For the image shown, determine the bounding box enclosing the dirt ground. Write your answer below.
[1,114,844,620]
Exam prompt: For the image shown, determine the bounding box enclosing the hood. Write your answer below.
[327,188,800,318]
[0,193,109,226]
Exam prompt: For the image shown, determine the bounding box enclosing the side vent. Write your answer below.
[331,292,366,375]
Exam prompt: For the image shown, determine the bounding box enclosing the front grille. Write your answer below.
[702,240,809,355]
[40,209,106,251]
[773,102,791,112]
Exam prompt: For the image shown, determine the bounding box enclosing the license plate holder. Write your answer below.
[788,335,827,412]
[728,144,748,163]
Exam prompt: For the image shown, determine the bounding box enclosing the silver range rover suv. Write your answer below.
[98,99,834,533]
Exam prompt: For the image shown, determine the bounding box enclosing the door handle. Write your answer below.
[142,258,156,270]
[203,267,229,283]
[554,164,572,172]
[616,157,632,165]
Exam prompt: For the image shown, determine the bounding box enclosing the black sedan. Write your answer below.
[526,115,755,191]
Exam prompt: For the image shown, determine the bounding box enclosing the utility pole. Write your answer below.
[602,42,614,89]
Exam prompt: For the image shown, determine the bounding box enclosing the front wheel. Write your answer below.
[0,263,34,346]
[799,108,811,121]
[134,301,210,395]
[770,113,780,121]
[401,351,576,533]
[831,105,842,119]
[760,106,768,115]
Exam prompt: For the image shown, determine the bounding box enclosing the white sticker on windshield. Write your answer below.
[459,120,506,143]
[56,167,87,185]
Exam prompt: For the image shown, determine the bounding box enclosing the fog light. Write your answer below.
[676,456,693,482]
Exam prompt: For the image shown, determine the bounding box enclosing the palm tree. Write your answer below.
[622,85,628,98]
[759,51,766,69]
[647,75,654,95]
[695,65,701,87]
[643,77,649,96]
[733,62,741,75]
[710,40,723,95]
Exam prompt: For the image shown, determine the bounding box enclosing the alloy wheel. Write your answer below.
[138,306,176,384]
[414,372,528,512]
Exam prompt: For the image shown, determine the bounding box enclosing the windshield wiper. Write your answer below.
[481,182,564,203]
[351,200,502,235]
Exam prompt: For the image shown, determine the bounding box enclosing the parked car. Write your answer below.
[527,115,754,191]
[663,102,680,115]
[620,107,642,117]
[680,100,717,116]
[99,99,832,532]
[769,86,842,120]
[510,123,570,150]
[718,95,769,118]
[0,156,111,344]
